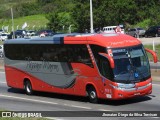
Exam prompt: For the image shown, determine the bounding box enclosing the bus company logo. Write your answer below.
[2,112,12,117]
[26,60,59,72]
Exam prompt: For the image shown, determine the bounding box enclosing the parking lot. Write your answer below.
[138,37,160,45]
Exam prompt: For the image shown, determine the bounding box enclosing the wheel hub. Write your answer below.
[26,85,31,93]
[90,91,96,99]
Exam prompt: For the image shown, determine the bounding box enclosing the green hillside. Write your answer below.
[0,0,35,12]
[0,0,160,33]
[0,14,49,32]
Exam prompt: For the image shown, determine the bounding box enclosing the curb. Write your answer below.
[151,76,160,82]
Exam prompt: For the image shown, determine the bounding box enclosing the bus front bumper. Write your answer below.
[105,81,152,100]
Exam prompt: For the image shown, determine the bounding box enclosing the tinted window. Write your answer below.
[148,27,154,31]
[98,55,114,80]
[137,28,143,30]
[130,29,136,31]
[90,45,114,79]
[4,44,93,67]
[90,45,106,61]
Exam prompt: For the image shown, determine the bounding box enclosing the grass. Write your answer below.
[133,19,151,29]
[0,0,38,32]
[0,14,49,32]
[0,0,35,12]
[0,41,4,45]
[144,45,160,62]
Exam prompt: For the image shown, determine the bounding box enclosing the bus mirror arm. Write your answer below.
[145,48,158,63]
[98,52,115,68]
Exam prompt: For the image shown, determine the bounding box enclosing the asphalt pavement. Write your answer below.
[0,71,160,120]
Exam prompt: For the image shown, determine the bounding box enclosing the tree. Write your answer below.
[71,0,139,32]
[1,0,160,32]
[46,12,76,33]
[72,1,91,32]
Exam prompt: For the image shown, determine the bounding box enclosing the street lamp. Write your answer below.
[62,25,65,32]
[90,0,94,33]
[69,25,72,34]
[11,8,15,39]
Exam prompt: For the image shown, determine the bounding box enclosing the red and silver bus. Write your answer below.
[4,33,158,103]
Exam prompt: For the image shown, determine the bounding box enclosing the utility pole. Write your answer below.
[90,0,94,33]
[11,8,15,39]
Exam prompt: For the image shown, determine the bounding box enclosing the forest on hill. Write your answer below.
[0,0,160,32]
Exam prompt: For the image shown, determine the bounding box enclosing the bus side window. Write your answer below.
[5,44,93,68]
[70,45,93,67]
[98,55,114,80]
[90,44,114,80]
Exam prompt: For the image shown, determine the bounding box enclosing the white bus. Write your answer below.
[103,25,125,34]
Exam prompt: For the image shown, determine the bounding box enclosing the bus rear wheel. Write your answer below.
[24,80,33,95]
[87,86,98,103]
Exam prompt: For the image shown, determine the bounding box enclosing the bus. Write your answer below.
[103,25,125,34]
[3,33,158,103]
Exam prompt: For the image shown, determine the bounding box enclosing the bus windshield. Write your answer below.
[111,45,150,83]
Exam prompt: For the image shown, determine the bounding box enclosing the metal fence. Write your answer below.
[0,51,3,58]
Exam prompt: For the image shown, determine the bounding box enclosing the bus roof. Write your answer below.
[4,33,141,48]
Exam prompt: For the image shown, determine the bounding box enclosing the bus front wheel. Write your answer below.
[87,86,98,103]
[24,80,33,95]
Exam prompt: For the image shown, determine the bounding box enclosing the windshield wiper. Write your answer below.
[125,51,142,83]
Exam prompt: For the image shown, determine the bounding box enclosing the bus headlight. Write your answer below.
[109,83,136,91]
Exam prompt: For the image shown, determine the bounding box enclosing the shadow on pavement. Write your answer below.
[7,87,152,106]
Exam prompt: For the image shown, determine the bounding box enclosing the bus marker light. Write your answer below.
[106,94,112,98]
[118,93,123,97]
[134,93,140,96]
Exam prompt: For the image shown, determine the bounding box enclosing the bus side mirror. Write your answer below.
[98,52,115,68]
[145,48,158,63]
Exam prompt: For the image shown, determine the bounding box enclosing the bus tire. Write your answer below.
[87,86,98,103]
[134,34,137,38]
[24,80,33,95]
